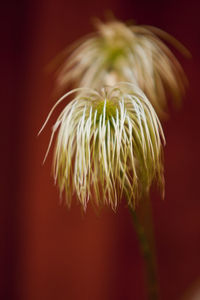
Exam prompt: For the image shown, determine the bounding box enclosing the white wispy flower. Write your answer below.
[39,83,165,210]
[55,19,188,117]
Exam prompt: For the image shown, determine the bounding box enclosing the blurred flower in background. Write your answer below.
[56,19,189,117]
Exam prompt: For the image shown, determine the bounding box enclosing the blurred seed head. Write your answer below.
[55,19,188,118]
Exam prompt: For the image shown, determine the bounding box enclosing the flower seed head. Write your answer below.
[56,19,188,117]
[40,83,165,210]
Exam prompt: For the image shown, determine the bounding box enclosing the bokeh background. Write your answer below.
[2,0,200,299]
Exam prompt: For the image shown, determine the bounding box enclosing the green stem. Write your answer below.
[130,201,159,300]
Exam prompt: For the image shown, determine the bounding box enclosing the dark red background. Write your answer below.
[2,0,200,299]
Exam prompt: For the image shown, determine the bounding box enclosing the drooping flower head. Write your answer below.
[40,83,165,210]
[55,19,188,117]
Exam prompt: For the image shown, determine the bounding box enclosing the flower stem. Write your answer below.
[130,198,159,300]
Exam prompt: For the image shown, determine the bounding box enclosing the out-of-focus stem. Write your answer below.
[130,197,159,300]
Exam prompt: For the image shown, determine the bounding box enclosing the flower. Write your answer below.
[55,19,188,117]
[39,83,165,210]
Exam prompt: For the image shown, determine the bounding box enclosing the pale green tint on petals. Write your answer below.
[40,83,165,210]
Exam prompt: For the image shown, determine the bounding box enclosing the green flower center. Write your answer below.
[107,47,125,64]
[96,99,117,122]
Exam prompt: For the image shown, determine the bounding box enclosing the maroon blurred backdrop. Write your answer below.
[2,0,200,299]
